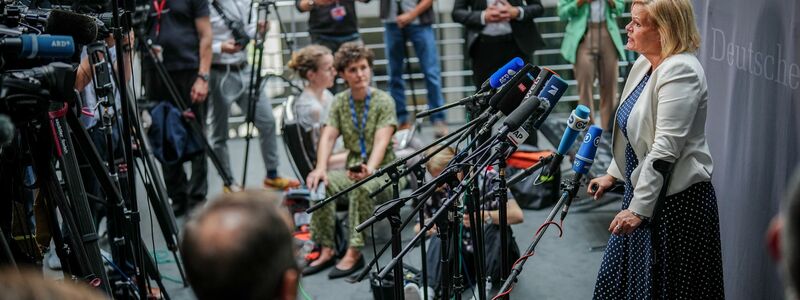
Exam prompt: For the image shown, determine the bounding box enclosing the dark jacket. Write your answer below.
[452,0,545,58]
[379,0,435,25]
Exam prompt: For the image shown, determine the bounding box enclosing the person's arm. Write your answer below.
[514,0,543,23]
[315,125,340,171]
[484,199,524,225]
[452,0,484,29]
[397,0,433,27]
[628,61,704,218]
[365,126,394,173]
[192,16,212,103]
[74,32,135,92]
[75,55,92,92]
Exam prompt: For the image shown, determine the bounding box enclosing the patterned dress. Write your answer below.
[593,74,724,299]
[310,88,404,249]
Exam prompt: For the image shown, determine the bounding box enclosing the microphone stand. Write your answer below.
[493,169,589,299]
[306,114,488,214]
[241,0,294,186]
[347,115,486,298]
[416,91,491,119]
[107,0,149,296]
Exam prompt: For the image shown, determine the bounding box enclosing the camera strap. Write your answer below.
[211,0,249,44]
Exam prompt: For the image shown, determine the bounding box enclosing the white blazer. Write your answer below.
[607,53,714,218]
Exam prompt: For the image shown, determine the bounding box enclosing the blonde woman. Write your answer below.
[588,0,723,298]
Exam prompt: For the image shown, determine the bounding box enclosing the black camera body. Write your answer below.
[227,19,250,47]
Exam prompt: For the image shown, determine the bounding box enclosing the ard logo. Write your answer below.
[547,85,558,96]
[51,40,71,48]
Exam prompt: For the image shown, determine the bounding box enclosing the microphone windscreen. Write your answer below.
[488,64,534,114]
[489,57,525,89]
[528,68,555,99]
[46,10,99,45]
[496,70,535,115]
[502,93,541,131]
[532,74,568,129]
[573,125,603,175]
[556,105,591,155]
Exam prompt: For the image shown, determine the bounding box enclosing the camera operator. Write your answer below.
[142,0,213,216]
[207,0,299,190]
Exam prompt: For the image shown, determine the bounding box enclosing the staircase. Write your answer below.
[230,1,636,131]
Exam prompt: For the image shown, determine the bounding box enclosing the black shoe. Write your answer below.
[328,255,364,279]
[302,258,335,276]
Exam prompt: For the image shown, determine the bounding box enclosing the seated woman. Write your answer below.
[304,42,404,278]
[416,146,524,295]
[287,45,347,171]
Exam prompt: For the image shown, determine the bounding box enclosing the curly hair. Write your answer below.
[334,42,374,73]
[287,45,332,80]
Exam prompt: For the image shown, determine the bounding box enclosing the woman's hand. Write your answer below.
[306,168,328,190]
[588,174,617,200]
[609,209,642,235]
[346,164,372,181]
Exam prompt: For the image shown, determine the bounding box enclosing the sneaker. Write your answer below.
[433,121,448,139]
[263,177,301,190]
[404,282,423,300]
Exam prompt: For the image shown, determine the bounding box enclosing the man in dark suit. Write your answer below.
[453,0,545,88]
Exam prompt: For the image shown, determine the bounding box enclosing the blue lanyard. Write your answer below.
[348,89,371,162]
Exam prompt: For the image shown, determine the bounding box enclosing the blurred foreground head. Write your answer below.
[0,268,105,300]
[182,190,298,300]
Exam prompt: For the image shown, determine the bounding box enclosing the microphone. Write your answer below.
[0,35,75,58]
[45,10,101,45]
[487,64,535,115]
[560,125,603,220]
[573,125,603,175]
[487,57,525,91]
[537,105,591,183]
[491,93,548,147]
[531,74,569,129]
[527,68,555,100]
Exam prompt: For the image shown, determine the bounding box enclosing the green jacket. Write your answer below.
[558,0,626,64]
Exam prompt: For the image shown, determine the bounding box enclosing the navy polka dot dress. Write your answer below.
[593,74,725,299]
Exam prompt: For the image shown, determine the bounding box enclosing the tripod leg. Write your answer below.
[44,107,112,294]
[141,241,172,300]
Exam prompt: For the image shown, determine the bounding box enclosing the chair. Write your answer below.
[280,95,316,183]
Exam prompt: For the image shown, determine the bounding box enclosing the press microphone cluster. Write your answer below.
[471,63,540,139]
